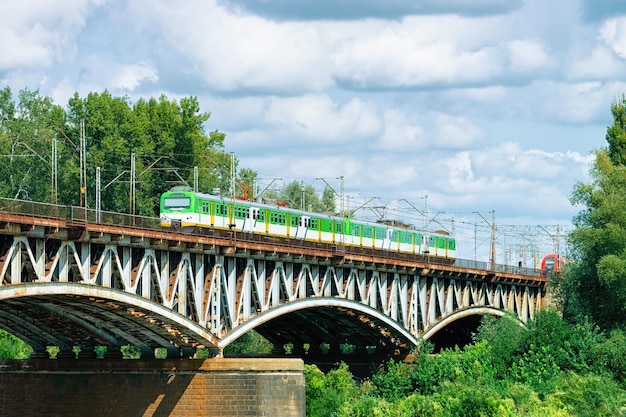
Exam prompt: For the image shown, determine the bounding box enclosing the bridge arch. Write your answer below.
[420,306,522,349]
[219,297,420,352]
[0,282,220,357]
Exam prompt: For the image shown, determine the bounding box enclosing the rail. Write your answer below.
[0,197,543,278]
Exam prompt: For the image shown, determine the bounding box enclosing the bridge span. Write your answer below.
[0,198,548,363]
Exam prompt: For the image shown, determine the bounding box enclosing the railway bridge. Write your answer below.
[0,198,548,365]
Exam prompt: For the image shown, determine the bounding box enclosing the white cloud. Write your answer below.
[109,62,158,91]
[431,113,484,147]
[378,109,427,150]
[599,16,626,59]
[332,16,506,88]
[264,95,381,142]
[566,46,625,80]
[506,39,553,73]
[0,0,102,69]
[130,0,333,93]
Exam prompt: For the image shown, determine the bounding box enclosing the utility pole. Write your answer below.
[230,152,235,200]
[51,139,58,205]
[474,210,496,271]
[79,119,87,207]
[194,166,198,192]
[96,167,101,222]
[491,210,496,271]
[130,153,136,215]
[339,175,344,217]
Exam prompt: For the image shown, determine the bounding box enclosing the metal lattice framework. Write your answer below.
[0,210,548,358]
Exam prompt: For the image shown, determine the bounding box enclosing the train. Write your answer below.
[540,253,564,276]
[159,188,456,260]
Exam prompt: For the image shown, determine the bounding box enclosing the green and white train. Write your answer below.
[160,188,456,260]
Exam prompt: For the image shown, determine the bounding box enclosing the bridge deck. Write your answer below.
[0,199,548,362]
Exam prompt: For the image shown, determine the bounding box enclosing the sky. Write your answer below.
[2,0,626,263]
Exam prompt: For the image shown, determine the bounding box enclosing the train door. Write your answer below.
[384,228,392,250]
[295,216,309,239]
[246,207,257,233]
[421,235,430,255]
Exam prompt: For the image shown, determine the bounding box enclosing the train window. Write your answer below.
[201,201,210,213]
[449,239,456,250]
[215,203,228,216]
[257,210,265,222]
[291,215,299,227]
[310,218,318,229]
[352,225,361,236]
[270,212,286,225]
[363,226,372,238]
[235,206,248,219]
[334,222,343,234]
[439,238,446,249]
[375,228,385,240]
[163,196,191,210]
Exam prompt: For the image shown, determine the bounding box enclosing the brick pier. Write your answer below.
[0,358,305,417]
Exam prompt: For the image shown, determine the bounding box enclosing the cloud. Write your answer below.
[440,142,590,195]
[506,39,553,73]
[0,0,102,70]
[599,17,626,59]
[130,1,334,94]
[264,95,381,143]
[566,46,626,80]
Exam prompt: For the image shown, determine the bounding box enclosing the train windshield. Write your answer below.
[163,196,191,210]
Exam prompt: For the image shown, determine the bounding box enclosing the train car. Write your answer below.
[160,187,336,240]
[160,188,456,261]
[540,253,563,276]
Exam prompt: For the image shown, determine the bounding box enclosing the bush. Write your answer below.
[305,363,358,417]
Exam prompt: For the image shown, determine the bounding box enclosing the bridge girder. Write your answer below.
[0,211,548,360]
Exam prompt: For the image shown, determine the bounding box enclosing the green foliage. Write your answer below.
[591,329,626,383]
[559,95,626,330]
[0,88,231,216]
[371,359,414,402]
[305,363,359,417]
[0,87,65,202]
[474,313,525,376]
[544,372,626,417]
[121,345,141,359]
[606,94,626,166]
[223,330,273,356]
[0,329,32,359]
[305,309,626,417]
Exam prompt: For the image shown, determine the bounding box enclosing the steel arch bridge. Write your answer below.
[0,202,548,361]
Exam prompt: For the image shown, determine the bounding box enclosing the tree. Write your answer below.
[0,87,66,203]
[0,329,31,359]
[223,330,272,356]
[559,94,626,330]
[65,91,229,215]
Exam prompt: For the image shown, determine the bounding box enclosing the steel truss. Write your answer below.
[0,225,546,356]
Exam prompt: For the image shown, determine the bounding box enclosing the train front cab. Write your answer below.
[540,254,562,276]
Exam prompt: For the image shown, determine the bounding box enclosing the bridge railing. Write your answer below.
[0,197,543,277]
[0,197,70,220]
[69,206,161,230]
[0,198,161,230]
[454,258,541,277]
